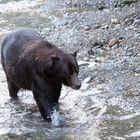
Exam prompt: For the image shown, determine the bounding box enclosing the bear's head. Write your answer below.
[42,50,81,90]
[58,51,81,90]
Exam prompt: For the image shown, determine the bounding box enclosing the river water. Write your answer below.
[0,0,140,140]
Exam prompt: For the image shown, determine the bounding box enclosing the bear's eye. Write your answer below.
[75,68,79,74]
[69,66,74,75]
[69,66,78,75]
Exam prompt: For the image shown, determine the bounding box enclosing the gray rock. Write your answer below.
[111,18,120,24]
[83,57,90,61]
[93,24,101,29]
[83,77,92,83]
[134,65,140,73]
[108,38,120,48]
[133,19,140,26]
[97,1,106,10]
[125,18,134,25]
[95,57,106,63]
[83,25,91,31]
[88,49,95,56]
[101,24,109,29]
[80,83,89,91]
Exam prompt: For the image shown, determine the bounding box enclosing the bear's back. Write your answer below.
[1,28,43,65]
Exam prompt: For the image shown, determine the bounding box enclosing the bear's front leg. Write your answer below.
[32,85,52,121]
[32,75,53,121]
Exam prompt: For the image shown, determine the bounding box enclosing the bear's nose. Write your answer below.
[75,83,81,89]
[76,85,81,89]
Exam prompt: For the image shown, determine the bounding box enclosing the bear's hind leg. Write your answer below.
[7,77,19,99]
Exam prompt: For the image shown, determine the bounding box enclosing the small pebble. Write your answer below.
[108,38,120,48]
[78,60,89,66]
[80,83,89,91]
[83,25,91,31]
[95,57,106,63]
[93,24,101,29]
[83,57,89,61]
[134,65,140,73]
[133,19,140,26]
[111,18,120,24]
[88,49,95,56]
[83,77,92,83]
[101,24,109,29]
[88,61,96,67]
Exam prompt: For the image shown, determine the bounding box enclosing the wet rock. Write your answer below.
[113,1,122,8]
[92,41,104,47]
[80,83,89,91]
[83,77,92,83]
[134,33,140,39]
[95,57,106,63]
[134,65,140,73]
[83,57,90,61]
[111,18,120,24]
[61,21,69,27]
[98,6,105,10]
[78,60,89,67]
[88,49,95,56]
[133,19,140,26]
[125,47,134,56]
[108,38,120,48]
[125,87,139,96]
[88,61,96,68]
[134,73,140,77]
[93,24,101,29]
[119,36,125,40]
[83,25,91,31]
[97,1,106,10]
[124,18,134,25]
[114,24,121,29]
[101,24,109,29]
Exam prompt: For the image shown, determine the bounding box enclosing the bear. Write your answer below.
[1,28,81,121]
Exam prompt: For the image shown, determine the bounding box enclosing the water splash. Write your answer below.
[51,109,61,127]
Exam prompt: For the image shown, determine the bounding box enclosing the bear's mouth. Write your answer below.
[63,74,81,90]
[70,84,81,90]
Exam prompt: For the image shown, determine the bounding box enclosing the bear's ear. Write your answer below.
[51,55,59,64]
[73,50,79,58]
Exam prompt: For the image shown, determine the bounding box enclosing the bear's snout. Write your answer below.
[71,81,81,90]
[75,82,81,90]
[70,73,81,90]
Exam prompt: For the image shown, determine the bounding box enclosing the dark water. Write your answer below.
[0,0,140,140]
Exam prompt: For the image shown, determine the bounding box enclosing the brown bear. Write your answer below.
[1,28,81,121]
